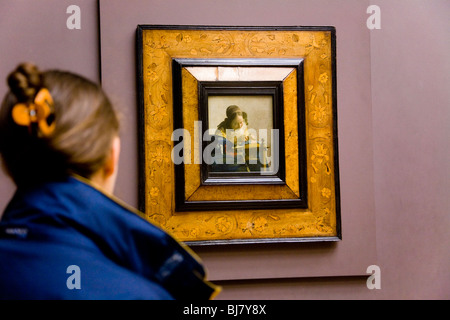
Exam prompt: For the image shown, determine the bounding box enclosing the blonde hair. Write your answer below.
[0,62,119,187]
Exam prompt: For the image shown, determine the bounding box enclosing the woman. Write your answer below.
[0,63,219,299]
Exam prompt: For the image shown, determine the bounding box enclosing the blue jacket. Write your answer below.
[0,176,219,300]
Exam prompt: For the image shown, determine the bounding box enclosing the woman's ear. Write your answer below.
[103,136,121,178]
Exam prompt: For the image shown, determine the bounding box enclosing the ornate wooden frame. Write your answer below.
[137,25,340,244]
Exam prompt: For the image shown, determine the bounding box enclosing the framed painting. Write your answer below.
[137,25,340,244]
[199,81,283,184]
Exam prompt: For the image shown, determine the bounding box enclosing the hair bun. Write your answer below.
[7,62,43,103]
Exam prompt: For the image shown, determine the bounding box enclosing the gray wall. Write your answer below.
[99,0,378,287]
[0,0,448,299]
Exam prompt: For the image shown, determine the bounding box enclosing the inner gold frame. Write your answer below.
[137,25,340,244]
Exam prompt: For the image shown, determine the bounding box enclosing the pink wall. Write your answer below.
[99,0,378,286]
[0,0,448,299]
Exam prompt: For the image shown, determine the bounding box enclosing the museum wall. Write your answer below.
[0,0,448,299]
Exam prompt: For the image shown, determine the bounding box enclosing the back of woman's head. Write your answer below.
[0,62,119,187]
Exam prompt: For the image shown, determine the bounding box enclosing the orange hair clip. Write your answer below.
[11,88,55,136]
